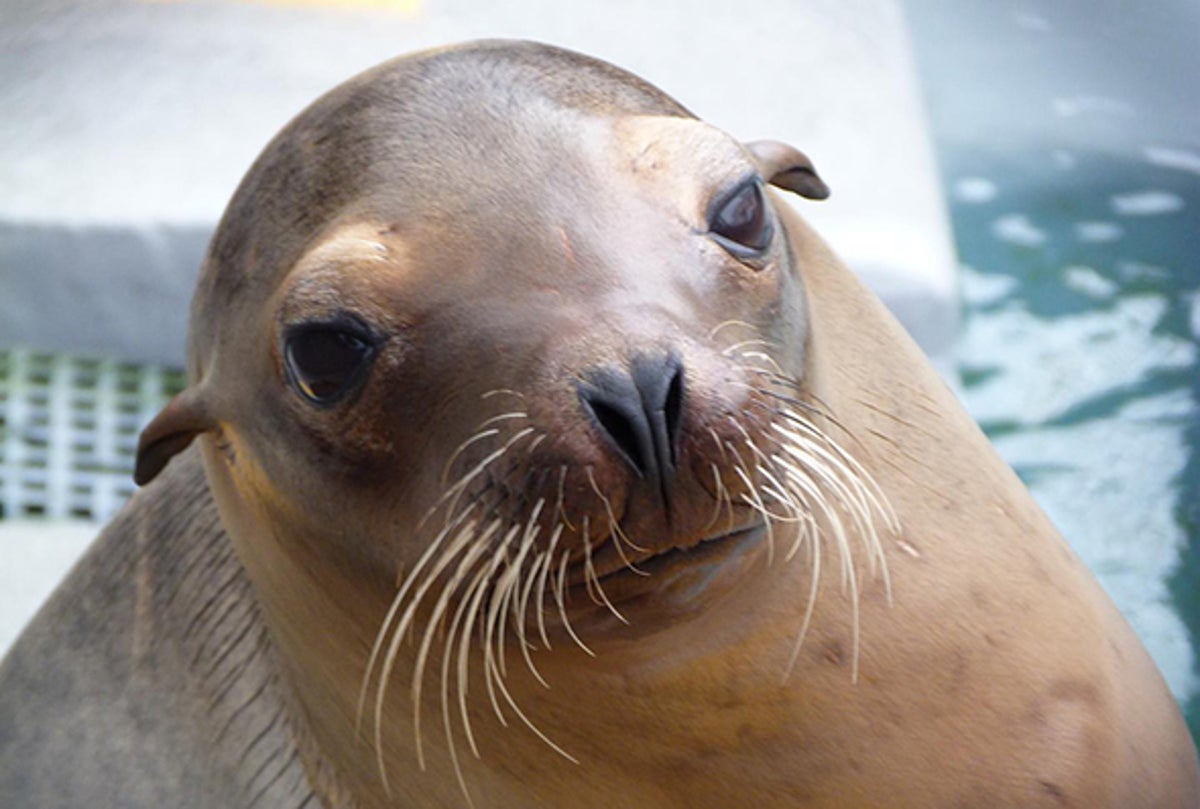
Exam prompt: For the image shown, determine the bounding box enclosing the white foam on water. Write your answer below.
[1063,265,1118,299]
[1111,189,1186,216]
[1118,260,1169,281]
[1144,145,1200,176]
[1190,293,1200,340]
[1075,221,1124,242]
[961,290,1193,424]
[992,213,1047,247]
[953,176,997,204]
[959,264,1019,307]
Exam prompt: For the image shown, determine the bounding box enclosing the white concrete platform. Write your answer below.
[0,0,958,368]
[0,520,97,655]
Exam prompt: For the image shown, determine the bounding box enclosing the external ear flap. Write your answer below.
[134,390,213,486]
[746,140,831,200]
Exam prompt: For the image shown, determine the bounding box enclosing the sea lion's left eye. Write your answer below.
[284,322,378,405]
[709,180,772,257]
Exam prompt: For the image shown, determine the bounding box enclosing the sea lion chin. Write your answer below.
[1,39,1196,809]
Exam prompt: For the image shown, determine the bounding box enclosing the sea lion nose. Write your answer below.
[577,352,685,486]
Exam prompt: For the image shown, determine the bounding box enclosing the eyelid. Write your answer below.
[705,172,763,228]
[283,311,379,345]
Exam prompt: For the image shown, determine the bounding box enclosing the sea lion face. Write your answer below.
[247,114,811,618]
[134,45,878,644]
[133,47,894,800]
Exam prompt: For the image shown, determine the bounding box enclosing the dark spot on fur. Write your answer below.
[1037,779,1067,803]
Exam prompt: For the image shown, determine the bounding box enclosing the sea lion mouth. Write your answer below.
[569,520,769,610]
[612,521,764,578]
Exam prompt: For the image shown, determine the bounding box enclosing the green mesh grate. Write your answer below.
[0,349,185,522]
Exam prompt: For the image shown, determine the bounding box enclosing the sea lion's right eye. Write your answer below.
[708,178,773,258]
[284,322,378,405]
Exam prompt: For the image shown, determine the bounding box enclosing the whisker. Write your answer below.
[703,462,727,533]
[784,515,822,682]
[534,524,564,651]
[586,467,649,568]
[779,410,899,533]
[439,559,494,808]
[732,466,775,564]
[505,501,549,688]
[477,411,530,429]
[447,562,491,756]
[708,318,762,342]
[581,518,627,624]
[735,349,785,376]
[454,542,511,754]
[481,388,527,402]
[554,547,594,656]
[554,465,577,532]
[357,498,484,737]
[441,428,500,486]
[481,525,523,729]
[399,520,497,772]
[720,337,781,357]
[772,451,862,682]
[416,426,536,533]
[485,650,579,766]
[372,515,497,794]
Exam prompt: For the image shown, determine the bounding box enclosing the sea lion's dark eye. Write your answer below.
[284,322,377,405]
[709,180,772,257]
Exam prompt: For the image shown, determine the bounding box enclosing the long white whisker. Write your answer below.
[555,465,576,532]
[417,426,536,534]
[534,524,564,651]
[372,514,495,794]
[481,525,523,728]
[504,501,548,688]
[441,428,501,486]
[586,467,648,572]
[411,527,496,773]
[440,559,494,807]
[554,547,594,656]
[357,498,483,736]
[581,518,627,624]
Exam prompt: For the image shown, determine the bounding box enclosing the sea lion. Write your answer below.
[1,40,1197,808]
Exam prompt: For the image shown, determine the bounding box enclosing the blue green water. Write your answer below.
[904,2,1200,742]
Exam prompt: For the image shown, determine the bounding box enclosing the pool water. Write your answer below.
[904,2,1200,741]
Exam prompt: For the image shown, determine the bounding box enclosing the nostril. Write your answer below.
[663,361,684,467]
[584,396,649,477]
[578,352,686,484]
[631,352,685,472]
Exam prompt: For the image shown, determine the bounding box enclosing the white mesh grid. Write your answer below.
[0,348,185,522]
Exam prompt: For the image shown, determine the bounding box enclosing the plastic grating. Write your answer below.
[0,348,185,523]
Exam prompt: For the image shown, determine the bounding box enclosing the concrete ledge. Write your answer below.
[0,520,97,655]
[1,0,958,368]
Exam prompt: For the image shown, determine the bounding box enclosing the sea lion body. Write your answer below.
[1,41,1197,808]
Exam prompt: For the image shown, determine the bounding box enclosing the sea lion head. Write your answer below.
[134,40,891,802]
